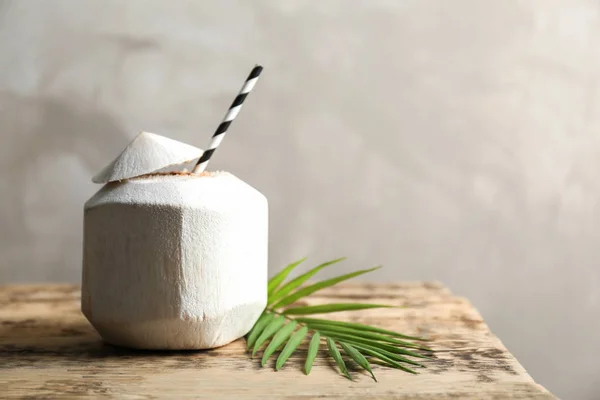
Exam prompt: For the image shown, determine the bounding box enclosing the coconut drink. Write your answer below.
[82,132,268,350]
[82,66,267,350]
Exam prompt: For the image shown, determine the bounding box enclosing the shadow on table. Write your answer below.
[0,317,224,369]
[0,317,371,377]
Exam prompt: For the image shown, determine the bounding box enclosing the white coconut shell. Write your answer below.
[82,172,268,350]
[92,131,204,183]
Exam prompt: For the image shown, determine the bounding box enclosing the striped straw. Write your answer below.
[193,65,263,173]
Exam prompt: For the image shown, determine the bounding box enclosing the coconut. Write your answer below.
[82,133,268,350]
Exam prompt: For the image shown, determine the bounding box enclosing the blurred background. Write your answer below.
[1,1,598,398]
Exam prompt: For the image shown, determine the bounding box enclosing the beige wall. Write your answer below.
[1,1,598,398]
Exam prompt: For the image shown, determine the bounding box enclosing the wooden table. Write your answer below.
[0,283,554,399]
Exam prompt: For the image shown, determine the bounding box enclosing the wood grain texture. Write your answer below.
[0,283,554,399]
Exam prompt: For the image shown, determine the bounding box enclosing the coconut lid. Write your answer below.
[92,132,204,184]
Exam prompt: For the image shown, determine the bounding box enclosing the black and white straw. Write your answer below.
[193,65,263,173]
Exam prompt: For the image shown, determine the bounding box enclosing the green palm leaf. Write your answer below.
[304,332,321,375]
[252,315,286,356]
[261,321,298,367]
[369,358,419,372]
[299,322,430,350]
[276,326,308,370]
[248,257,433,381]
[309,325,428,350]
[268,258,346,305]
[272,266,381,309]
[294,317,428,341]
[246,312,274,350]
[314,329,431,359]
[339,342,376,382]
[350,342,425,367]
[327,337,352,380]
[358,347,418,374]
[283,303,392,315]
[267,257,307,296]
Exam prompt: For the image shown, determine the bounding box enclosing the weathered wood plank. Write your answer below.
[0,283,554,399]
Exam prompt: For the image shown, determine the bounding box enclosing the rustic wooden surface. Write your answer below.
[0,283,554,399]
